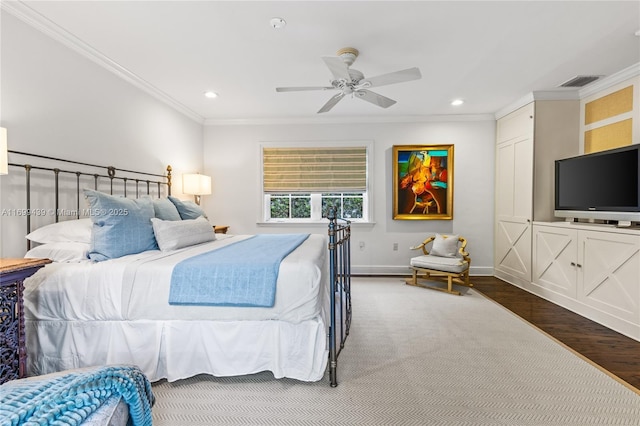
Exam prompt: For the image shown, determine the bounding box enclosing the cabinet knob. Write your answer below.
[577,263,582,268]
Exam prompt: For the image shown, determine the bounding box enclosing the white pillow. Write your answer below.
[24,242,90,263]
[151,216,216,251]
[430,234,460,258]
[25,219,92,244]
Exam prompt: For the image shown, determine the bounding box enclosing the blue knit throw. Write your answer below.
[0,365,155,426]
[169,233,310,307]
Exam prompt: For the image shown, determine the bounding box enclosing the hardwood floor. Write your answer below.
[471,276,640,392]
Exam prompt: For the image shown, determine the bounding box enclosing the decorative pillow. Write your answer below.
[168,196,208,220]
[151,216,215,251]
[152,197,182,221]
[24,242,90,263]
[430,233,460,258]
[83,189,158,262]
[25,218,92,244]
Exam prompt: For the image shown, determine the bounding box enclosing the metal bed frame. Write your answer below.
[8,150,171,250]
[327,207,352,387]
[6,151,353,387]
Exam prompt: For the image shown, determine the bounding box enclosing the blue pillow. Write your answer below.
[168,196,207,220]
[84,189,158,261]
[152,197,182,221]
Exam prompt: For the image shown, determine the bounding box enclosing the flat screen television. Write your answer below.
[554,144,640,223]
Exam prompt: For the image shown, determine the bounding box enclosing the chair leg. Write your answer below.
[409,269,462,296]
[406,268,419,287]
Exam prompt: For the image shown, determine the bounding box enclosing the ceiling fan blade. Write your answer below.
[362,67,422,88]
[276,86,335,92]
[322,57,352,82]
[355,89,397,108]
[318,93,345,114]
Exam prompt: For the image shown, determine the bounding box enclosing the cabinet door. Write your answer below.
[495,136,533,283]
[495,218,532,284]
[532,225,577,297]
[495,138,533,219]
[578,231,640,323]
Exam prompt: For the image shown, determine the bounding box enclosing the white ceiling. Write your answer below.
[11,1,640,123]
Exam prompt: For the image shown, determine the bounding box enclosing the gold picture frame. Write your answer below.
[393,144,454,220]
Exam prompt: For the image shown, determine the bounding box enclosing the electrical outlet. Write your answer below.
[393,242,398,251]
[359,241,365,250]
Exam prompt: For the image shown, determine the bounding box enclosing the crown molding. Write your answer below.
[2,1,204,124]
[578,62,640,98]
[495,62,640,119]
[204,113,496,126]
[494,90,581,120]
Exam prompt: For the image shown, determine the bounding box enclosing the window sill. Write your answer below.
[257,220,375,227]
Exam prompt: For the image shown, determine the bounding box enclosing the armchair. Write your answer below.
[406,234,472,295]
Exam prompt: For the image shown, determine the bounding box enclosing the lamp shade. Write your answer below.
[0,128,7,175]
[182,173,212,196]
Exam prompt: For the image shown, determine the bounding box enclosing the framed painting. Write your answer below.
[393,144,454,220]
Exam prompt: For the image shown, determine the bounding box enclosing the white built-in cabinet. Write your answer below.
[532,222,640,340]
[494,99,579,288]
[494,103,534,286]
[494,93,640,342]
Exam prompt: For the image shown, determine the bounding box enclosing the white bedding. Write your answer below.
[24,234,327,323]
[24,234,331,382]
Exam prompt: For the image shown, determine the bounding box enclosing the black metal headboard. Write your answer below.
[7,150,172,249]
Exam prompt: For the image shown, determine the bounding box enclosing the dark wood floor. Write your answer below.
[471,276,640,392]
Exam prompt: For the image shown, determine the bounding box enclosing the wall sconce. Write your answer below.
[182,173,211,205]
[0,128,7,175]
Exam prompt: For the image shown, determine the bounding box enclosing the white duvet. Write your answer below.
[23,234,332,382]
[24,233,328,323]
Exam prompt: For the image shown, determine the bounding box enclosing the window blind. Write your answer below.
[263,146,367,192]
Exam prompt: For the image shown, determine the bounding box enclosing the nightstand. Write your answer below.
[214,225,229,234]
[0,258,51,384]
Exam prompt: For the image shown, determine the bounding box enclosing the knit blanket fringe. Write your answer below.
[0,365,155,426]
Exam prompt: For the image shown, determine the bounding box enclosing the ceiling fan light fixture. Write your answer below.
[276,47,421,113]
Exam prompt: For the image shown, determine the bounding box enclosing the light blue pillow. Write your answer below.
[168,196,208,220]
[152,197,182,221]
[84,189,158,261]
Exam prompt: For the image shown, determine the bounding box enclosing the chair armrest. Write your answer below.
[410,236,436,255]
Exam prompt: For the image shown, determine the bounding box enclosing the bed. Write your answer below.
[7,151,352,388]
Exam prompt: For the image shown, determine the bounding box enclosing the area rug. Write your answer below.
[151,277,640,425]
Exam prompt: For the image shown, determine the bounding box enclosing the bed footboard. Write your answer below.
[327,208,352,387]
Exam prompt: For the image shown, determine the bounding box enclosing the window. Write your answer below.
[261,143,371,223]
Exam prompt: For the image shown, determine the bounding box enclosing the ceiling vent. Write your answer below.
[559,75,602,88]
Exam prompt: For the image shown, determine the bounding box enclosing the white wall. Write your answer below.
[0,13,203,257]
[203,119,496,276]
[0,11,496,275]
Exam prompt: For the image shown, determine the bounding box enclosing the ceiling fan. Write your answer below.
[276,47,422,114]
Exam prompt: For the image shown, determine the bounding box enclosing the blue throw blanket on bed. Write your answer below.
[169,233,310,307]
[0,365,154,426]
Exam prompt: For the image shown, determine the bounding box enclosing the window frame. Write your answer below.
[259,140,373,224]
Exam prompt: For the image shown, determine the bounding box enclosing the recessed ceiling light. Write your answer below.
[204,91,218,99]
[451,99,464,106]
[270,17,286,29]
